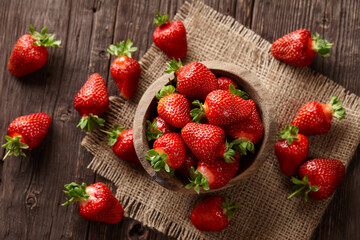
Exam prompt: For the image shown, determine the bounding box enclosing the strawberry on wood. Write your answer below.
[146,116,174,141]
[217,77,239,91]
[8,24,61,77]
[2,113,51,160]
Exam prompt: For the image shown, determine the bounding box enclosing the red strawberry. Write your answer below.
[153,11,187,59]
[102,125,139,164]
[107,40,141,99]
[73,73,109,132]
[156,85,191,128]
[271,29,333,67]
[292,96,346,136]
[225,99,264,145]
[146,133,186,173]
[165,59,218,100]
[191,87,252,127]
[62,182,123,224]
[274,125,309,176]
[146,116,174,141]
[186,155,240,193]
[2,113,51,160]
[289,159,345,201]
[8,24,61,77]
[176,149,198,178]
[190,196,239,232]
[217,77,239,91]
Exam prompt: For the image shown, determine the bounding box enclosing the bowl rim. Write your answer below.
[133,61,277,194]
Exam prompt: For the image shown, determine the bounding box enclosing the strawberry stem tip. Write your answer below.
[277,125,299,145]
[107,39,138,58]
[101,124,125,146]
[190,100,205,123]
[1,135,29,160]
[288,175,320,202]
[232,138,254,156]
[155,85,176,100]
[146,119,164,141]
[62,182,90,206]
[145,149,174,174]
[165,58,183,74]
[229,84,249,100]
[185,166,210,194]
[311,33,333,57]
[77,113,105,132]
[29,24,61,47]
[328,96,346,119]
[221,198,240,222]
[154,10,169,27]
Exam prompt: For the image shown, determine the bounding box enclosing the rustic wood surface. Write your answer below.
[0,0,358,239]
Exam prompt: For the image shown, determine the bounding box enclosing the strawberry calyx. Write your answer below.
[229,84,249,100]
[222,139,244,163]
[185,166,210,194]
[145,149,174,174]
[155,85,176,100]
[107,39,138,58]
[154,10,169,27]
[288,175,320,202]
[1,135,29,160]
[190,100,206,123]
[232,138,254,156]
[146,119,164,141]
[165,58,183,74]
[328,96,346,119]
[77,113,105,132]
[29,24,61,47]
[311,33,333,57]
[221,197,240,222]
[277,125,299,145]
[62,182,90,206]
[101,124,126,146]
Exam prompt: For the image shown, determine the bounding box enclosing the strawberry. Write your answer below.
[191,85,252,127]
[217,77,239,91]
[8,24,61,77]
[274,125,309,175]
[62,182,123,224]
[176,149,198,178]
[2,113,51,160]
[153,11,187,59]
[186,155,240,193]
[165,59,218,100]
[271,29,333,67]
[102,125,140,164]
[225,99,263,145]
[156,85,191,128]
[190,196,239,232]
[292,96,346,136]
[146,116,174,141]
[288,159,345,201]
[146,133,186,173]
[107,39,141,99]
[73,73,109,132]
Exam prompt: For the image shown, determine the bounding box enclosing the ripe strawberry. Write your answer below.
[102,125,140,164]
[186,155,240,193]
[165,59,218,100]
[73,73,109,132]
[146,116,174,141]
[62,182,123,224]
[8,24,61,77]
[107,39,141,99]
[289,159,345,201]
[146,133,186,173]
[274,125,309,176]
[191,86,252,127]
[156,85,191,128]
[153,11,187,59]
[217,77,239,91]
[271,29,333,67]
[225,99,263,145]
[292,96,346,136]
[190,196,239,232]
[176,149,198,178]
[2,113,51,160]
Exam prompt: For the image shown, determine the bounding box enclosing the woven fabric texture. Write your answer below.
[82,1,360,239]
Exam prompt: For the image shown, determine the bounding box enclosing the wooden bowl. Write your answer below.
[133,61,277,193]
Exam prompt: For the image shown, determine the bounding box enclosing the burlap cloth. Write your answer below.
[82,1,360,239]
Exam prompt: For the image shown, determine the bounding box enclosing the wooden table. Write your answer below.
[0,0,359,239]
